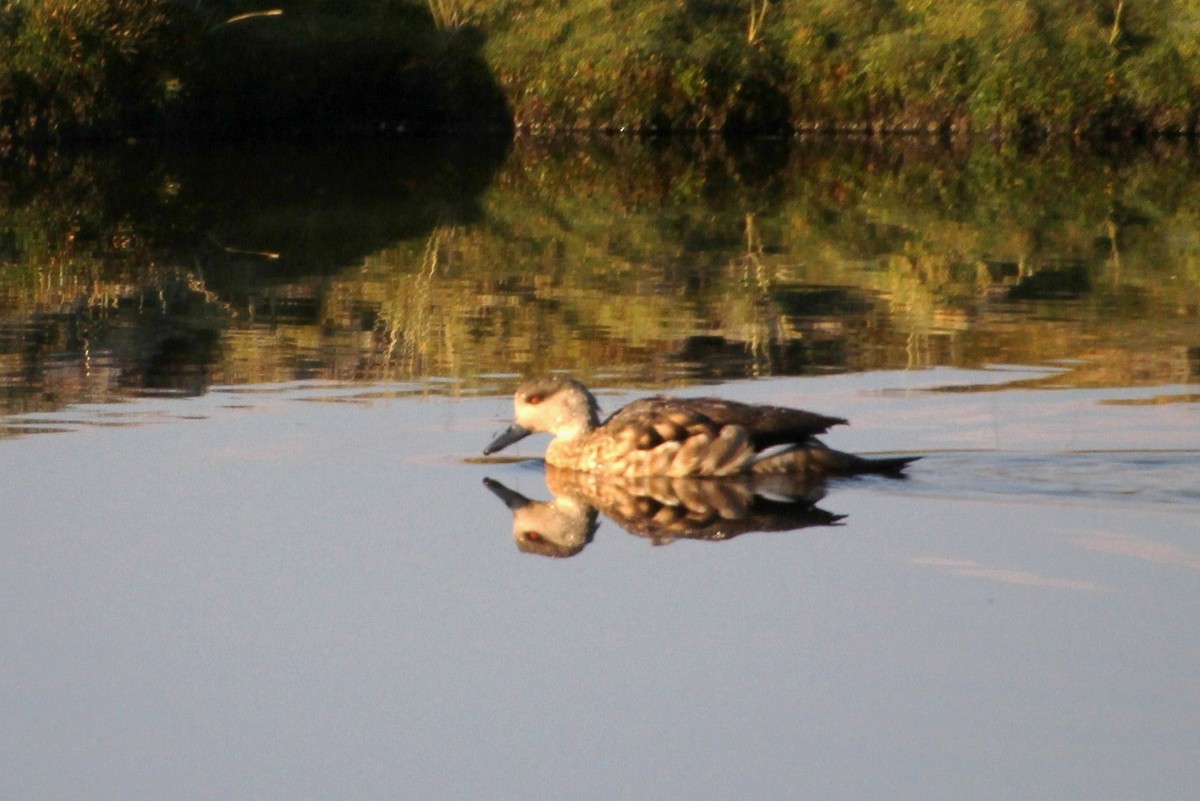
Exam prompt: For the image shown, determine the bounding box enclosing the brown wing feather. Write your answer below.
[605,396,846,450]
[658,397,846,448]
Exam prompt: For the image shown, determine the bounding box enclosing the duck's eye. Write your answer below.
[526,394,544,405]
[523,531,542,542]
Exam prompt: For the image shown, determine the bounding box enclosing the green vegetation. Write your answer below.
[1,0,509,145]
[4,0,1200,143]
[0,0,183,143]
[478,0,1200,137]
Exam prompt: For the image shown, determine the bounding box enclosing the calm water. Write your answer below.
[1,137,1198,800]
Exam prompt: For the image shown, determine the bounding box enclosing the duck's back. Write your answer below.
[546,395,845,478]
[629,396,847,448]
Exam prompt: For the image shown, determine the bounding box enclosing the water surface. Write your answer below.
[2,372,1197,801]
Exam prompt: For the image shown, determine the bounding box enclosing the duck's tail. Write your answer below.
[849,454,922,476]
[752,441,920,477]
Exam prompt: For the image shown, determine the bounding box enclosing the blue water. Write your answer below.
[1,371,1197,801]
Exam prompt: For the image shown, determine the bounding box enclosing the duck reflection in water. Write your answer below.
[484,466,844,557]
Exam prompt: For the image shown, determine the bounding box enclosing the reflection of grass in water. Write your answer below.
[1102,394,1200,406]
[156,142,1200,388]
[373,225,479,380]
[4,139,1200,404]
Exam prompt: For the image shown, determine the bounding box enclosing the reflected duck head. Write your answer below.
[484,376,602,455]
[483,477,597,558]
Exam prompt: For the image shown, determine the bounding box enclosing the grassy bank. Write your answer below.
[2,0,1200,142]
[476,0,1200,138]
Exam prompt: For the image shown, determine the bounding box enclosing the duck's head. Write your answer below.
[483,376,601,455]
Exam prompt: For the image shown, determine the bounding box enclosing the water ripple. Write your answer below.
[907,450,1200,508]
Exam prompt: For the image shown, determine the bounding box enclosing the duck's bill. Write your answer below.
[483,477,531,510]
[483,424,532,455]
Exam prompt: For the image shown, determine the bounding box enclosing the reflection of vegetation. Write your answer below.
[2,138,1199,417]
[0,136,508,409]
[407,139,1200,384]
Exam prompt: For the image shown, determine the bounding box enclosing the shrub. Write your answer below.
[0,0,190,143]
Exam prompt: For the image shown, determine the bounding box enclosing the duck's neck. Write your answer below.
[554,413,597,442]
[557,386,601,440]
[564,383,597,434]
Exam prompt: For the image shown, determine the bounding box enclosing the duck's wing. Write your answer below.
[603,396,845,448]
[595,397,757,476]
[601,397,723,445]
[664,397,847,448]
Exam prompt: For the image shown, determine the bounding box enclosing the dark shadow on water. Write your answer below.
[170,136,511,291]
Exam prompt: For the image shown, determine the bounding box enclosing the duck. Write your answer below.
[483,376,918,478]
